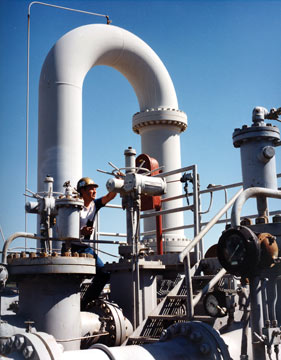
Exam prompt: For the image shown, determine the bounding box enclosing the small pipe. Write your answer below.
[231,187,281,227]
[261,278,270,325]
[249,276,266,360]
[2,232,44,264]
[155,205,163,255]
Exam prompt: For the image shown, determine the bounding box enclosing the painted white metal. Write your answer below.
[38,23,187,244]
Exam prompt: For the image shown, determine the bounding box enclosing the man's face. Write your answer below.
[81,185,97,201]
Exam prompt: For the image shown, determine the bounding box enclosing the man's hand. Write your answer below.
[81,226,93,236]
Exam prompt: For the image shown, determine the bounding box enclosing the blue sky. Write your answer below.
[0,0,280,261]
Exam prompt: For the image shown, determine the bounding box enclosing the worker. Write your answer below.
[75,176,117,309]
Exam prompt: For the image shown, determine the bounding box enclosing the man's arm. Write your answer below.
[101,191,117,205]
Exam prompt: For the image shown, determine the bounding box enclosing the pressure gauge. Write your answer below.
[217,226,260,277]
[203,291,227,317]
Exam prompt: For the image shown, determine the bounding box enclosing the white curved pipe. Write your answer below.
[38,24,187,243]
[231,187,281,227]
[39,24,178,190]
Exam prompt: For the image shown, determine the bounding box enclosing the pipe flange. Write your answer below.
[87,299,132,347]
[132,108,187,134]
[159,321,231,360]
[1,332,62,360]
[232,123,280,148]
[7,255,96,276]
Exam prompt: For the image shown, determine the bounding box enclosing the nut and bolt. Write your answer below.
[6,336,15,349]
[255,216,268,224]
[180,323,191,336]
[0,342,5,354]
[190,330,202,343]
[200,343,211,355]
[240,218,252,226]
[160,329,169,341]
[15,336,25,350]
[23,345,34,359]
[62,252,71,257]
[273,215,281,223]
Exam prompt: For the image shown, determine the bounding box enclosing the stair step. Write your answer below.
[167,295,187,300]
[128,336,159,344]
[148,314,187,321]
[193,315,214,321]
[192,275,215,280]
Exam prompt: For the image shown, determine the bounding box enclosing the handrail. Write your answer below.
[178,187,243,263]
[231,187,281,227]
[192,268,227,307]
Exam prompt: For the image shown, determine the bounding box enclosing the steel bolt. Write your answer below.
[200,343,211,355]
[23,345,34,359]
[160,329,169,341]
[240,218,252,226]
[190,330,202,343]
[0,342,5,354]
[6,336,15,348]
[15,336,25,350]
[273,215,281,223]
[255,216,268,224]
[180,323,191,336]
[62,251,71,257]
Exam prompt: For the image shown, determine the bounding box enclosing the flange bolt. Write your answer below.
[200,343,211,355]
[23,345,34,359]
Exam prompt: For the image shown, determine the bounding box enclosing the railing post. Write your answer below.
[192,165,201,263]
[183,254,194,320]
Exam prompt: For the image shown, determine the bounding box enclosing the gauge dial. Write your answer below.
[203,291,227,317]
[217,226,260,277]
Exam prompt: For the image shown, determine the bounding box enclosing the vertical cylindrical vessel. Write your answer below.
[19,276,81,350]
[233,110,280,191]
[133,109,187,248]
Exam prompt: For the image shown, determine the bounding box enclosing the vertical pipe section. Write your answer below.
[249,276,266,360]
[155,205,163,255]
